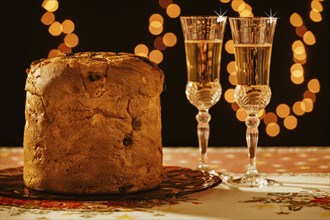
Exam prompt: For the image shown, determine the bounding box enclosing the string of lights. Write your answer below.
[39,0,324,138]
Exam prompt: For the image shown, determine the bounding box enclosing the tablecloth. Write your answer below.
[1,146,329,220]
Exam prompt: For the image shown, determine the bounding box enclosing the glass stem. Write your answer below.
[245,114,260,175]
[196,110,211,171]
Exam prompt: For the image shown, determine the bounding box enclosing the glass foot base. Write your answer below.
[217,172,233,183]
[197,164,233,183]
[228,174,280,188]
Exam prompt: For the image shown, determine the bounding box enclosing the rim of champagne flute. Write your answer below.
[228,16,278,21]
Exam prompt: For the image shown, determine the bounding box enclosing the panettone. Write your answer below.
[23,52,164,194]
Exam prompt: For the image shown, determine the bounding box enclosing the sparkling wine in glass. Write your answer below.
[228,16,280,187]
[180,16,227,172]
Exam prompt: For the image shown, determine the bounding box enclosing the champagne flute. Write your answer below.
[228,16,280,187]
[180,16,227,172]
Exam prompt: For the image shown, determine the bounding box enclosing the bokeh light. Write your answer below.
[231,103,240,112]
[62,19,75,34]
[134,44,149,57]
[290,13,303,27]
[48,49,61,58]
[304,90,316,103]
[64,33,79,48]
[226,61,236,74]
[228,74,237,86]
[308,78,320,93]
[290,63,304,78]
[58,43,72,53]
[291,40,304,52]
[295,24,308,38]
[291,74,304,85]
[149,22,163,35]
[42,0,59,12]
[293,101,305,116]
[303,31,316,45]
[149,14,164,24]
[264,112,278,125]
[154,36,167,51]
[266,122,280,137]
[48,21,62,36]
[149,50,163,64]
[310,9,322,22]
[276,104,290,118]
[236,108,247,122]
[301,98,314,113]
[225,40,234,54]
[159,0,172,9]
[224,89,235,103]
[311,1,323,12]
[41,12,55,25]
[166,4,181,18]
[284,115,298,130]
[257,109,266,119]
[231,0,245,12]
[163,32,177,47]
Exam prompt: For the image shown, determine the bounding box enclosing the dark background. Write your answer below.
[1,0,329,147]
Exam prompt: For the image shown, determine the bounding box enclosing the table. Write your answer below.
[1,146,329,219]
